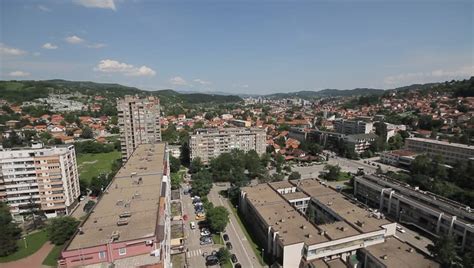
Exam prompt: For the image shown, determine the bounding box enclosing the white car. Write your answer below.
[396,226,406,233]
[200,230,211,236]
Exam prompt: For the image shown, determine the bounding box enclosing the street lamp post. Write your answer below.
[261,248,264,264]
[23,237,27,249]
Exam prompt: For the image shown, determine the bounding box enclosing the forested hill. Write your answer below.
[0,79,243,105]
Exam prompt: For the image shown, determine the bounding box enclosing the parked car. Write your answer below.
[234,263,241,268]
[223,234,229,241]
[396,225,406,233]
[190,221,196,229]
[200,237,213,245]
[226,242,233,250]
[200,230,211,236]
[206,255,219,266]
[231,254,238,263]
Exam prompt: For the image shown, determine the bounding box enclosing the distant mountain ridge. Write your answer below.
[0,79,243,105]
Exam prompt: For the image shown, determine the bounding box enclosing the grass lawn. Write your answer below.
[337,172,352,181]
[220,261,233,268]
[77,151,121,184]
[0,230,48,263]
[212,234,223,245]
[171,253,185,268]
[42,245,63,267]
[227,200,269,266]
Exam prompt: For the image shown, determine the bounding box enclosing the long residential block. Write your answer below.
[354,174,474,251]
[190,127,266,164]
[404,137,474,164]
[59,143,171,268]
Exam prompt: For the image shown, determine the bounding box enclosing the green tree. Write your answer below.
[46,216,80,245]
[427,235,458,268]
[288,171,301,180]
[206,206,229,233]
[81,126,94,139]
[0,202,22,256]
[411,155,430,175]
[169,156,181,173]
[216,247,231,264]
[191,170,213,196]
[180,141,191,166]
[189,157,204,174]
[323,164,341,181]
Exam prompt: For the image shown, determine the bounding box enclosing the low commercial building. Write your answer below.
[0,143,80,221]
[380,149,418,167]
[404,137,474,164]
[354,174,474,251]
[189,127,266,164]
[59,143,171,267]
[239,179,398,267]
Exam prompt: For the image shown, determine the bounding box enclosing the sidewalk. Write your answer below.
[2,242,54,268]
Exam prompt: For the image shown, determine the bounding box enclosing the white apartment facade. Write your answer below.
[405,137,474,164]
[189,127,266,164]
[334,119,373,135]
[0,143,80,221]
[117,95,162,162]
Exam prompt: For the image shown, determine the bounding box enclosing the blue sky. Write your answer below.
[1,0,472,94]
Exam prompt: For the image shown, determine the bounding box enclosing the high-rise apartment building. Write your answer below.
[0,143,80,221]
[190,127,266,164]
[117,96,161,162]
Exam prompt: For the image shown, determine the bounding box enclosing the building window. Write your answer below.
[118,248,126,256]
[99,251,106,259]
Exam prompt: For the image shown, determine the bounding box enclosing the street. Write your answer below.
[208,184,263,268]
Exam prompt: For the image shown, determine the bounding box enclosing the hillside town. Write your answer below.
[0,78,473,268]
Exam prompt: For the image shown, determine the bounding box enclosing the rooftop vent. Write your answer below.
[119,212,131,218]
[408,248,414,253]
[117,218,129,226]
[280,218,285,223]
[381,255,388,260]
[306,234,312,238]
[111,230,120,241]
[301,225,307,230]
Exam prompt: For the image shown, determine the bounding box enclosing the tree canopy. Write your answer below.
[46,216,79,245]
[206,206,229,233]
[0,202,22,256]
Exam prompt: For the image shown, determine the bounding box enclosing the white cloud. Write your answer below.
[193,79,212,85]
[0,43,27,56]
[384,65,474,87]
[8,71,30,77]
[65,35,84,44]
[37,5,51,12]
[74,0,116,11]
[169,76,189,86]
[33,52,41,56]
[94,59,156,77]
[42,43,58,49]
[86,43,107,49]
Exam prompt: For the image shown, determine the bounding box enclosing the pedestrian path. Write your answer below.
[186,249,203,258]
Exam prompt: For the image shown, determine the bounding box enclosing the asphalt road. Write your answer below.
[208,184,263,268]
